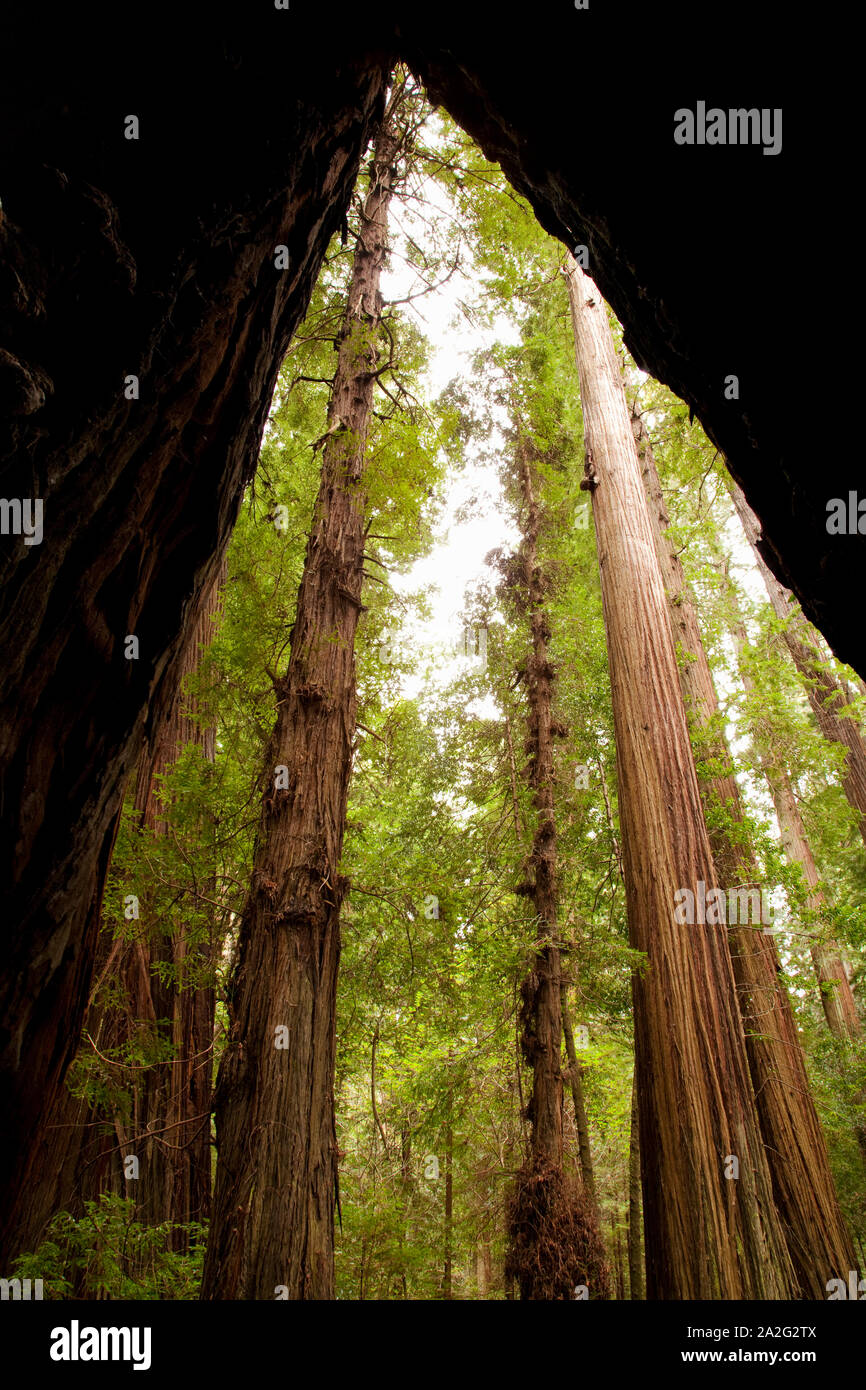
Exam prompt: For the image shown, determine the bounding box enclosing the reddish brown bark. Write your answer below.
[730,602,866,1170]
[0,12,843,1273]
[627,1071,643,1300]
[769,764,862,1043]
[0,53,389,1266]
[201,110,402,1301]
[565,256,794,1299]
[515,445,564,1169]
[5,575,221,1262]
[10,810,124,1259]
[634,409,855,1296]
[505,440,609,1301]
[70,576,220,1240]
[117,578,219,1230]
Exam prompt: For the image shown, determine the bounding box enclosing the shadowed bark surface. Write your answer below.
[7,576,222,1261]
[505,440,609,1301]
[566,256,794,1299]
[634,407,855,1297]
[200,111,402,1300]
[0,1,831,1267]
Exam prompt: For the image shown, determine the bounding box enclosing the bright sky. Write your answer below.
[378,167,520,708]
[377,159,768,731]
[368,124,832,950]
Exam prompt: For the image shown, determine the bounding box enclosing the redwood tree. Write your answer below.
[75,574,222,1244]
[633,404,855,1296]
[0,14,840,1274]
[564,255,794,1299]
[201,96,407,1300]
[505,435,609,1300]
[4,571,222,1262]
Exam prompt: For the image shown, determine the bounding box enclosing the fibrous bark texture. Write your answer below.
[7,571,222,1261]
[515,446,564,1171]
[200,114,400,1300]
[74,578,221,1245]
[566,256,794,1299]
[0,17,390,1265]
[505,442,609,1301]
[634,409,855,1297]
[0,1,832,1267]
[627,1072,643,1301]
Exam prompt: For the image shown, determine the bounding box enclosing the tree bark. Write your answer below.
[443,1101,454,1301]
[772,766,862,1042]
[515,445,564,1171]
[0,11,841,1273]
[627,1071,643,1300]
[613,1215,626,1301]
[9,809,124,1260]
[561,997,598,1220]
[633,405,855,1296]
[565,254,794,1299]
[506,440,609,1300]
[201,112,401,1301]
[724,577,866,1167]
[5,571,222,1261]
[0,42,390,1266]
[722,583,862,1045]
[103,575,220,1243]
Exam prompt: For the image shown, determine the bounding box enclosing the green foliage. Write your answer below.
[53,77,866,1302]
[13,1196,205,1301]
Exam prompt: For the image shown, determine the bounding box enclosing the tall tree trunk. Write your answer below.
[633,406,856,1295]
[613,1216,626,1301]
[561,997,598,1219]
[725,584,866,1165]
[9,809,124,1260]
[730,481,866,849]
[115,579,220,1242]
[771,765,862,1041]
[0,52,389,1270]
[506,440,609,1300]
[516,445,564,1171]
[5,572,221,1261]
[0,12,848,1274]
[443,1100,454,1301]
[564,255,794,1299]
[201,110,402,1301]
[627,1071,643,1300]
